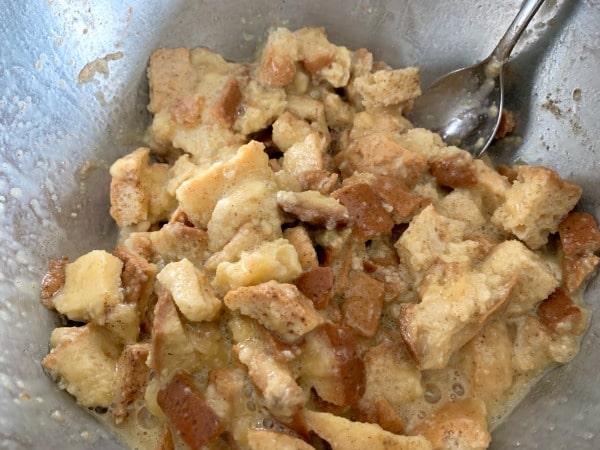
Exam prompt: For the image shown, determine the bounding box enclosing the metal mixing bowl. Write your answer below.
[1,1,598,448]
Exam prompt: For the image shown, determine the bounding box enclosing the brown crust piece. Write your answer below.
[296,170,339,195]
[260,50,296,88]
[302,323,366,406]
[169,95,204,127]
[157,373,224,450]
[111,343,151,425]
[341,270,385,337]
[429,152,477,189]
[332,183,394,241]
[369,174,427,223]
[283,226,319,271]
[558,212,600,256]
[149,290,196,375]
[495,109,516,138]
[342,292,383,338]
[295,267,333,310]
[563,254,600,294]
[114,245,157,315]
[147,48,193,113]
[211,78,242,128]
[537,287,585,335]
[158,427,175,450]
[258,30,297,88]
[40,257,68,308]
[558,212,600,293]
[301,53,334,76]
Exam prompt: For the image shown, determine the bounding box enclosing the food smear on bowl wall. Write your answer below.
[38,27,598,450]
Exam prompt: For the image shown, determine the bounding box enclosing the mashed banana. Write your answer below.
[40,27,600,450]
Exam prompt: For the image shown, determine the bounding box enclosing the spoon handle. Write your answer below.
[493,0,547,63]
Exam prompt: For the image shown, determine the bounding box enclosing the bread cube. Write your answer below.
[480,240,559,317]
[148,291,200,376]
[210,77,242,128]
[52,250,123,322]
[176,140,274,227]
[235,339,305,419]
[234,79,287,135]
[360,342,424,410]
[110,147,174,227]
[336,133,427,187]
[435,189,487,231]
[537,288,587,336]
[147,47,194,114]
[204,223,272,272]
[468,320,513,406]
[125,222,209,267]
[40,258,68,309]
[341,270,385,337]
[301,323,365,407]
[258,28,298,88]
[304,410,432,450]
[224,281,323,343]
[214,239,302,293]
[282,133,326,178]
[295,27,352,88]
[468,159,512,214]
[272,111,314,151]
[42,324,120,408]
[511,314,583,376]
[112,343,151,425]
[157,258,222,322]
[563,254,600,294]
[410,398,490,450]
[295,267,333,309]
[349,111,411,141]
[491,166,582,249]
[167,123,246,164]
[429,150,477,189]
[395,128,445,159]
[399,260,514,370]
[323,92,355,129]
[103,303,140,344]
[207,178,281,252]
[395,205,472,278]
[353,67,421,110]
[558,212,600,293]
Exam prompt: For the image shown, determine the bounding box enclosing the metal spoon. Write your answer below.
[407,0,547,157]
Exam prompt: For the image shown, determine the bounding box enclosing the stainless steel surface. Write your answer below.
[0,1,598,449]
[408,0,547,157]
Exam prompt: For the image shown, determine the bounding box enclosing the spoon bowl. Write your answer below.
[407,0,546,157]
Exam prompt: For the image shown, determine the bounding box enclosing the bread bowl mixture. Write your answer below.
[40,27,600,450]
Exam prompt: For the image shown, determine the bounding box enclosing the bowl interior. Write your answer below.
[0,1,598,448]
